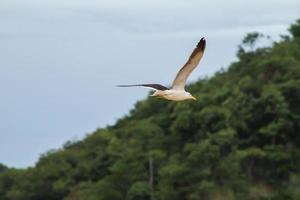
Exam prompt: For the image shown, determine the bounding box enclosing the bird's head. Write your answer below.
[187,93,197,101]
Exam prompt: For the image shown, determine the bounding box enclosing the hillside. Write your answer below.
[0,20,300,200]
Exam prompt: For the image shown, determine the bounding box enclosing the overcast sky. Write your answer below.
[0,0,299,168]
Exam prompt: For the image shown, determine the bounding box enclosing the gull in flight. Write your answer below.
[118,37,206,101]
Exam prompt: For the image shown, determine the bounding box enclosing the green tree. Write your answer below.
[289,19,300,37]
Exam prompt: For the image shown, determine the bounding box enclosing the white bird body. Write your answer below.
[118,37,206,101]
[151,89,196,101]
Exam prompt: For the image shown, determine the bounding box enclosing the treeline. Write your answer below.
[0,20,300,200]
[0,164,7,174]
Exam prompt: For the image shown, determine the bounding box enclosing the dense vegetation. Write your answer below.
[0,164,7,175]
[1,20,300,200]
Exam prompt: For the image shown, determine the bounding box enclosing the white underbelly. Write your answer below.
[162,90,189,101]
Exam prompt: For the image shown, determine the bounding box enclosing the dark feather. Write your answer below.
[117,84,169,91]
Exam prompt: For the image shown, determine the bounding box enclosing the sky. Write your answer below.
[0,0,299,168]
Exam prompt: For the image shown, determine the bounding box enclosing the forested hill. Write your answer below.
[1,20,300,200]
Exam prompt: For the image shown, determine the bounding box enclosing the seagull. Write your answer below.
[117,37,206,101]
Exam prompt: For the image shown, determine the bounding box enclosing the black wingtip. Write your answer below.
[197,37,206,50]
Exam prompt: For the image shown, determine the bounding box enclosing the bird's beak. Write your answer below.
[191,96,197,101]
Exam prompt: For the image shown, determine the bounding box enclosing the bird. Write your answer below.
[117,37,206,101]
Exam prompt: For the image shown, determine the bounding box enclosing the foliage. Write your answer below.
[0,164,7,174]
[0,20,300,200]
[289,19,300,38]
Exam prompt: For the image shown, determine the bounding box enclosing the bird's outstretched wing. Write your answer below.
[171,37,206,90]
[117,84,169,91]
